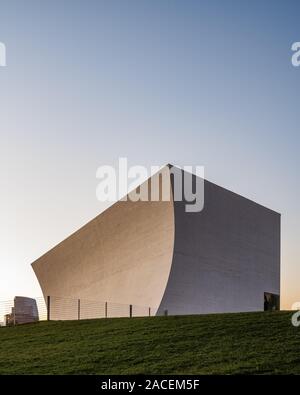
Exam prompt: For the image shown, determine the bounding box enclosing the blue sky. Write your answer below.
[0,0,299,308]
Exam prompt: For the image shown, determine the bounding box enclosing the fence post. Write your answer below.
[164,309,168,317]
[105,302,107,318]
[47,296,51,321]
[129,304,132,318]
[78,299,80,320]
[149,307,151,317]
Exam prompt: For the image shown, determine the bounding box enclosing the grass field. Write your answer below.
[0,311,299,375]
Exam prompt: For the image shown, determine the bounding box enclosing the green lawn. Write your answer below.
[0,311,299,374]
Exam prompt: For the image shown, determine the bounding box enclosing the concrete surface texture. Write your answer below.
[32,165,280,316]
[32,166,175,316]
[158,169,280,315]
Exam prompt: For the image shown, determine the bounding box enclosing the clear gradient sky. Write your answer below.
[0,0,299,308]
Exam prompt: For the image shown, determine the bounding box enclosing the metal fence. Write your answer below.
[0,296,157,326]
[48,296,154,321]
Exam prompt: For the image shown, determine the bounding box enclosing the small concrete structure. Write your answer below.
[5,297,39,325]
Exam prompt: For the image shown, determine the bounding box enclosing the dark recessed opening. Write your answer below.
[264,292,280,311]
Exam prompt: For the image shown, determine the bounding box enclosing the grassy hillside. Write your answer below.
[0,311,299,375]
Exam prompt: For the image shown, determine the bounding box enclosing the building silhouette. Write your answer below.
[32,165,280,316]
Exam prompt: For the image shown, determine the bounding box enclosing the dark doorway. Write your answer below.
[264,292,280,311]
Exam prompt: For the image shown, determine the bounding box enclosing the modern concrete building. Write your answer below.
[32,165,280,317]
[5,296,39,326]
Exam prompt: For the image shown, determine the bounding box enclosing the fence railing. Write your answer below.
[0,296,159,326]
[48,296,155,321]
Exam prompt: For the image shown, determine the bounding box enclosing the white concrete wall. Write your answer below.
[157,173,280,315]
[32,167,175,315]
[32,166,280,317]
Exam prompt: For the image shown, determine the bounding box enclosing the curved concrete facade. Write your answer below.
[158,171,280,315]
[32,166,175,314]
[32,165,280,316]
